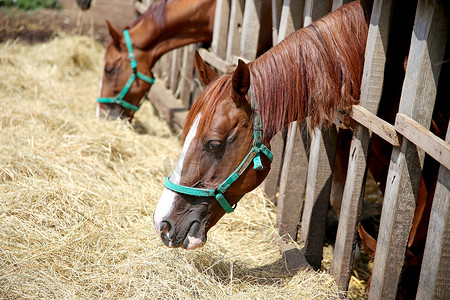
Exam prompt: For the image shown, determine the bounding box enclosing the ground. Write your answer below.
[0,0,136,45]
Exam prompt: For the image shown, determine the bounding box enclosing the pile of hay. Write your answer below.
[0,35,364,299]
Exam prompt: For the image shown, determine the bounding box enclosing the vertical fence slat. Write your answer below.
[330,0,393,291]
[170,49,181,94]
[179,45,196,108]
[240,0,262,60]
[276,121,309,239]
[416,122,450,299]
[296,0,334,270]
[299,125,337,269]
[369,0,448,298]
[212,0,231,59]
[226,0,245,61]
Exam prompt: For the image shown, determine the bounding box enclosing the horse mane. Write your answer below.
[183,0,370,142]
[130,0,167,29]
[249,0,370,139]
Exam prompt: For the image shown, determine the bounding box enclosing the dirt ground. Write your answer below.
[0,0,137,45]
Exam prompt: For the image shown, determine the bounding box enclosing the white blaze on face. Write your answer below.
[96,76,104,119]
[153,115,201,234]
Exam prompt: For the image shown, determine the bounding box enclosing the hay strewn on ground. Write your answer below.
[0,35,364,299]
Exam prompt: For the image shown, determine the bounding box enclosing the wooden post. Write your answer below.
[240,0,262,60]
[369,1,448,298]
[299,124,337,269]
[179,45,196,109]
[276,121,309,239]
[263,0,305,204]
[212,0,231,59]
[170,49,181,94]
[226,0,245,61]
[330,0,394,291]
[416,122,450,299]
[296,0,334,270]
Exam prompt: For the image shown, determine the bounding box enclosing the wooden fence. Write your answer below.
[135,0,449,298]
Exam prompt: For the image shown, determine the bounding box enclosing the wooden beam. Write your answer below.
[330,0,394,292]
[299,125,337,269]
[350,105,401,147]
[226,0,245,61]
[197,48,236,73]
[211,0,231,59]
[179,45,196,109]
[395,113,450,170]
[240,0,262,60]
[369,0,448,298]
[416,123,450,299]
[276,121,309,240]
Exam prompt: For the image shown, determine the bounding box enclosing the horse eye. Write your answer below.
[105,65,116,75]
[207,140,223,151]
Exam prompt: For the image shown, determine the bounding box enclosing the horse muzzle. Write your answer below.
[158,219,206,250]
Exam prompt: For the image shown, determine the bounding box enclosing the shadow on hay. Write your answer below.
[192,254,296,286]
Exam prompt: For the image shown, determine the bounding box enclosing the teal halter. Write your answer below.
[164,89,273,213]
[97,29,156,111]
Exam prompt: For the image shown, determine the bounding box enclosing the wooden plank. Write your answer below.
[134,1,147,14]
[211,0,231,58]
[299,125,337,269]
[161,52,172,88]
[226,0,245,61]
[261,131,285,202]
[276,121,309,240]
[170,49,181,94]
[240,0,262,60]
[297,0,335,270]
[416,123,450,299]
[179,45,196,109]
[262,0,304,205]
[369,1,448,298]
[395,113,450,170]
[149,82,187,133]
[197,48,236,73]
[330,124,370,290]
[350,105,401,147]
[271,0,283,45]
[330,0,394,292]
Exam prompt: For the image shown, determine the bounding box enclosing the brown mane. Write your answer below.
[130,0,167,29]
[184,1,370,142]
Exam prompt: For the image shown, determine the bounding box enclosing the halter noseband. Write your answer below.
[97,30,156,111]
[164,89,273,213]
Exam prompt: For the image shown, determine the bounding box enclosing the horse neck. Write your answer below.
[130,0,215,65]
[248,1,369,143]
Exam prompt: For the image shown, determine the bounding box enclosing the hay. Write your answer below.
[0,35,364,299]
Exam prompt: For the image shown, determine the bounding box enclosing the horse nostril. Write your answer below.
[160,219,175,239]
[160,220,170,232]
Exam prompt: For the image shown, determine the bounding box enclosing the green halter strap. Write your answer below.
[164,88,273,213]
[97,29,156,111]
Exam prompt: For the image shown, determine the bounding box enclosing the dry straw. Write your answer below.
[0,35,366,299]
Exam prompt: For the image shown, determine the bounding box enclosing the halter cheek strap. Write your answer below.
[164,88,273,213]
[97,30,156,111]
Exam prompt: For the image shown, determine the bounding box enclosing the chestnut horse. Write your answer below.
[97,0,215,120]
[153,1,371,250]
[97,0,273,120]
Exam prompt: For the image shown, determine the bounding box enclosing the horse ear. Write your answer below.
[358,223,377,258]
[232,59,250,97]
[194,51,218,86]
[106,20,122,47]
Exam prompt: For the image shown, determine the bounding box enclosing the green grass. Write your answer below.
[0,0,61,10]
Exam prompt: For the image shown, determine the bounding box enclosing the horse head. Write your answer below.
[97,20,155,120]
[153,52,272,249]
